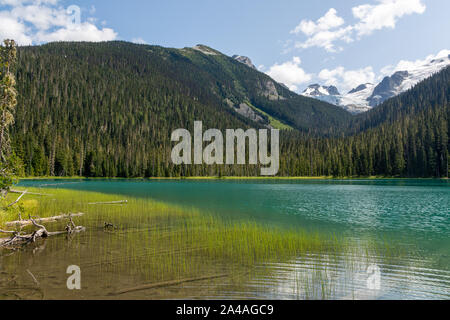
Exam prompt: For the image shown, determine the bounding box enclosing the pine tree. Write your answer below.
[0,39,18,196]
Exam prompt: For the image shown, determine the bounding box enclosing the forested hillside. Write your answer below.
[9,41,449,178]
[349,65,450,134]
[281,67,449,177]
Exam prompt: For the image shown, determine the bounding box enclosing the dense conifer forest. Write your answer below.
[8,42,449,178]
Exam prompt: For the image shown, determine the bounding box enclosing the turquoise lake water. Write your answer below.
[16,179,450,299]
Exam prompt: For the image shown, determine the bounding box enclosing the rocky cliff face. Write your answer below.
[232,55,257,69]
[368,71,409,107]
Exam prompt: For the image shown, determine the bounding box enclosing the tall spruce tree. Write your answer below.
[0,39,18,196]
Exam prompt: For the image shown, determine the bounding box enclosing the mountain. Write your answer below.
[303,53,450,113]
[301,84,343,108]
[179,44,352,132]
[302,84,372,114]
[303,84,340,96]
[232,55,256,69]
[11,41,351,177]
[338,83,375,114]
[367,54,450,106]
[367,71,408,106]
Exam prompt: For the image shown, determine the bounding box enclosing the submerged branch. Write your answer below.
[88,200,128,205]
[26,269,39,286]
[112,273,229,295]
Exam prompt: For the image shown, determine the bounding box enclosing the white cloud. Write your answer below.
[291,8,352,52]
[0,1,58,5]
[37,23,117,43]
[353,0,426,36]
[291,0,426,52]
[295,26,353,52]
[0,0,117,45]
[291,8,345,36]
[0,11,32,44]
[266,56,313,91]
[318,66,376,93]
[131,37,148,44]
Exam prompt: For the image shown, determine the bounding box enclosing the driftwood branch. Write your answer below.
[0,229,17,234]
[65,214,86,234]
[88,200,128,205]
[7,190,27,207]
[113,273,229,295]
[10,189,52,196]
[6,213,85,227]
[29,217,49,242]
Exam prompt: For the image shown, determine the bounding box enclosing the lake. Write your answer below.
[2,179,449,300]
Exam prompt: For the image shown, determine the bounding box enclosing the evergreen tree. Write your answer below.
[0,39,20,196]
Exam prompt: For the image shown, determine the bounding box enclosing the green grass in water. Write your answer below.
[0,187,404,299]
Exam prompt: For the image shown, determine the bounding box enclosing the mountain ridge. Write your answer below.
[302,52,450,113]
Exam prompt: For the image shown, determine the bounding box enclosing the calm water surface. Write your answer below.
[6,179,450,299]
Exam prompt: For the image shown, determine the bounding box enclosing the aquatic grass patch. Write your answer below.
[3,187,350,257]
[0,186,405,299]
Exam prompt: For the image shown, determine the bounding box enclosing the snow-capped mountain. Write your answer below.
[339,83,375,114]
[302,83,373,113]
[303,84,340,96]
[302,53,450,114]
[301,84,342,106]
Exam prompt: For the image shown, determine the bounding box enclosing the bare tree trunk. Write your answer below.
[79,146,84,176]
[50,137,56,176]
[0,109,6,160]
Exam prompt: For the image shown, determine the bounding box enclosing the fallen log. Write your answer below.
[112,273,229,295]
[38,182,81,187]
[10,189,53,196]
[5,213,85,227]
[0,217,48,247]
[0,215,85,248]
[88,200,128,205]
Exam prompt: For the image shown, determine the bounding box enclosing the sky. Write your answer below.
[1,0,449,93]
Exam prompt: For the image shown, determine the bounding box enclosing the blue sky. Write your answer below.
[1,0,449,93]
